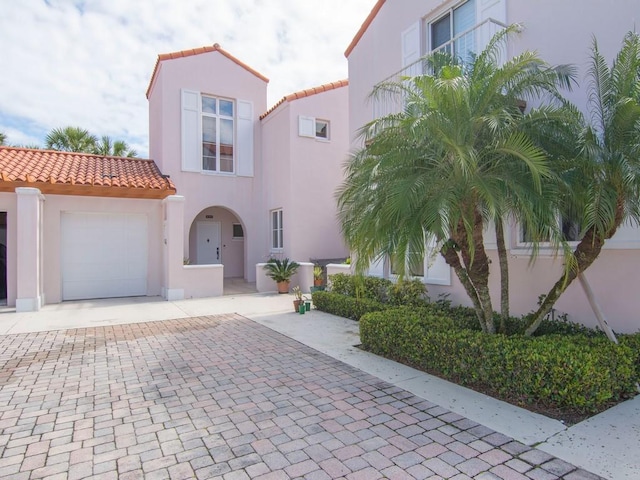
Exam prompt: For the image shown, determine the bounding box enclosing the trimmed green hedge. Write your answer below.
[620,334,640,380]
[328,273,427,306]
[360,308,637,412]
[311,291,384,321]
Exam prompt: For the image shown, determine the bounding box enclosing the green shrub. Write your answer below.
[360,309,637,412]
[388,279,429,306]
[328,273,356,297]
[311,291,384,321]
[328,273,392,303]
[619,332,640,380]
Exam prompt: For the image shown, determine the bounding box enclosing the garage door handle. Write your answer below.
[216,247,220,260]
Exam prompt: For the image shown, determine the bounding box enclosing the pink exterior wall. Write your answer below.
[260,106,292,259]
[148,51,268,281]
[261,86,350,264]
[288,87,350,263]
[348,0,427,149]
[41,195,164,304]
[347,0,640,333]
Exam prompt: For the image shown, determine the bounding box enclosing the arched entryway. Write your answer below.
[187,206,249,287]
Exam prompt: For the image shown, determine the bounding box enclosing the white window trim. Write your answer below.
[298,115,330,141]
[270,209,283,252]
[232,223,244,241]
[383,237,451,286]
[315,119,330,140]
[424,0,475,53]
[201,95,236,174]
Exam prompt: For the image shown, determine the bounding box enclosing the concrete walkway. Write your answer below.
[0,293,637,479]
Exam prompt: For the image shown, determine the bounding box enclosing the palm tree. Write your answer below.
[93,135,137,158]
[337,27,575,333]
[45,126,97,152]
[525,32,640,337]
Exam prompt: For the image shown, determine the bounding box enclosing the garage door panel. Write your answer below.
[62,213,148,301]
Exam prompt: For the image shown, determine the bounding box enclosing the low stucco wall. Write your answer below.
[327,263,352,283]
[183,264,224,298]
[256,261,314,293]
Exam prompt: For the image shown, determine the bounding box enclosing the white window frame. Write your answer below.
[271,209,283,251]
[425,0,476,57]
[515,216,582,249]
[315,119,329,140]
[385,236,451,286]
[201,95,235,174]
[298,116,330,141]
[232,223,244,241]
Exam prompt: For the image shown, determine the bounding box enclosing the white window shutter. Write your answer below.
[298,115,315,138]
[402,21,421,75]
[236,100,254,177]
[425,239,451,285]
[477,0,506,24]
[368,256,386,278]
[181,89,201,172]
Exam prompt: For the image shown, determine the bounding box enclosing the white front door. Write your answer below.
[196,222,221,264]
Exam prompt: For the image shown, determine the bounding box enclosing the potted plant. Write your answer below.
[313,265,324,287]
[263,257,300,294]
[292,286,304,312]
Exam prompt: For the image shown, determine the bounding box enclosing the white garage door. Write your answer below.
[61,212,148,301]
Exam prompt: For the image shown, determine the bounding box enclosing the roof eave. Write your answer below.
[344,0,387,58]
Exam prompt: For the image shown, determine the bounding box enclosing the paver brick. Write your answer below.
[0,315,603,480]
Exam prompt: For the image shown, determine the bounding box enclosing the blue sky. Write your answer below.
[0,0,374,157]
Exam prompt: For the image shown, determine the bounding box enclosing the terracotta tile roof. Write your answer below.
[146,43,269,98]
[0,147,176,199]
[260,79,349,120]
[345,0,386,58]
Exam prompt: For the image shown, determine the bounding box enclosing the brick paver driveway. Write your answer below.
[0,315,601,479]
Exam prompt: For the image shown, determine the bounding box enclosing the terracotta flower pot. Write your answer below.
[314,278,323,287]
[293,299,302,312]
[277,281,290,294]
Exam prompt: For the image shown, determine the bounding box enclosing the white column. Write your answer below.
[162,195,185,301]
[16,187,43,312]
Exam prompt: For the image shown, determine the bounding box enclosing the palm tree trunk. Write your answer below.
[578,273,618,343]
[440,244,487,331]
[495,219,509,332]
[455,212,495,333]
[525,201,624,337]
[525,226,605,336]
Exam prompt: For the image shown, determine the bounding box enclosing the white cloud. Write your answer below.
[0,0,375,157]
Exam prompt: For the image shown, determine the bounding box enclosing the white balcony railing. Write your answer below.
[373,18,508,119]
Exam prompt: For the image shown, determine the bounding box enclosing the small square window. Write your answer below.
[232,223,244,239]
[315,120,329,139]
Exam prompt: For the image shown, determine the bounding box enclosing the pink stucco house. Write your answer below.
[345,0,640,333]
[146,44,349,294]
[0,43,350,311]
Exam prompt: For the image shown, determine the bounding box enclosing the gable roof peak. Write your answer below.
[146,43,269,98]
[345,0,386,58]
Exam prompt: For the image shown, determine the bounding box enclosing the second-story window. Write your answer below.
[202,96,234,173]
[298,116,330,141]
[428,0,476,63]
